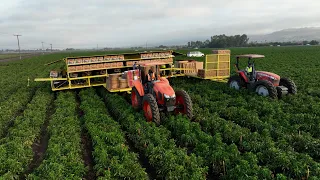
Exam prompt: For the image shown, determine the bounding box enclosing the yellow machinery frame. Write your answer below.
[34,50,230,92]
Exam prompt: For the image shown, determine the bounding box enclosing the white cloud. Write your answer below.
[0,0,320,49]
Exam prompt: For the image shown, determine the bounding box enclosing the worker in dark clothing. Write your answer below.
[147,69,155,81]
[133,62,137,70]
[145,67,156,94]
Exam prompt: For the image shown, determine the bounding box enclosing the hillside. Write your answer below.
[249,27,320,42]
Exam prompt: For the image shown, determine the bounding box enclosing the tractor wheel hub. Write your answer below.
[230,80,240,90]
[255,85,269,96]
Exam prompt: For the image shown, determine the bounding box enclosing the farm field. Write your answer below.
[0,53,32,60]
[0,46,319,179]
[0,53,23,59]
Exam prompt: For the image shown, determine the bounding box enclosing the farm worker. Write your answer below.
[147,68,156,81]
[246,63,254,80]
[133,62,137,70]
[245,63,253,73]
[146,67,156,94]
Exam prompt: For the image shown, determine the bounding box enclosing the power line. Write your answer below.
[13,34,22,60]
[41,41,44,54]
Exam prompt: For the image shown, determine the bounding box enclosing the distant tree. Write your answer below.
[158,45,167,48]
[310,40,319,45]
[187,34,250,48]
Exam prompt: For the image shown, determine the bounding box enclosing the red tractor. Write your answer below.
[131,62,193,124]
[228,54,297,98]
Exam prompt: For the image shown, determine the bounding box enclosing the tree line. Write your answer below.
[247,40,319,47]
[187,34,319,48]
[187,34,249,48]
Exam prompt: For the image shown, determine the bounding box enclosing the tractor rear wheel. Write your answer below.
[228,75,245,90]
[142,94,160,125]
[254,80,278,99]
[175,90,193,119]
[131,87,142,110]
[280,77,297,94]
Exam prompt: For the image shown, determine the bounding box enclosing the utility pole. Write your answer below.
[146,41,148,50]
[41,42,44,54]
[13,34,22,59]
[50,44,52,52]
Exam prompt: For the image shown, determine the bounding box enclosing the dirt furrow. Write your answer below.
[20,93,56,179]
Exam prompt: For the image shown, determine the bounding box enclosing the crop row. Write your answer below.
[79,88,148,179]
[0,57,63,138]
[117,90,275,178]
[97,88,208,179]
[171,78,320,159]
[171,80,320,178]
[0,86,37,138]
[0,87,53,179]
[28,92,86,179]
[0,55,62,103]
[161,113,274,179]
[192,104,320,179]
[207,84,319,161]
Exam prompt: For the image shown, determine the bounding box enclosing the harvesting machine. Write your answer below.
[228,54,297,98]
[35,50,231,124]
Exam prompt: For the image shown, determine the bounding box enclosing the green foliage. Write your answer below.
[28,92,85,179]
[1,46,320,179]
[171,46,320,179]
[161,114,273,179]
[79,88,148,179]
[98,88,208,179]
[0,88,52,178]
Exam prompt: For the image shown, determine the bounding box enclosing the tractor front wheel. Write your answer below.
[280,77,297,94]
[228,75,244,90]
[142,94,160,125]
[254,80,278,99]
[175,90,193,119]
[131,87,142,110]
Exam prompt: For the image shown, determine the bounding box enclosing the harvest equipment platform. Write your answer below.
[34,50,231,92]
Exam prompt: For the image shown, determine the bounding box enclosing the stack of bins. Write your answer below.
[175,61,188,74]
[198,50,230,79]
[212,50,230,77]
[119,77,128,88]
[106,74,120,90]
[197,69,217,78]
[185,60,203,76]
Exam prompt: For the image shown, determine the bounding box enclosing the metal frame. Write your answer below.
[34,50,231,92]
[204,53,230,79]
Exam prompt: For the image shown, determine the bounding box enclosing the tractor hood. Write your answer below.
[153,81,175,97]
[256,71,280,80]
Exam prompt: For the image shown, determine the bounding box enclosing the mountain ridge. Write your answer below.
[249,27,320,42]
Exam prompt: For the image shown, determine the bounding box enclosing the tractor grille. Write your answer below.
[165,97,176,107]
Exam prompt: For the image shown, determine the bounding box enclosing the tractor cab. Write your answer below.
[135,62,171,94]
[235,54,265,82]
[131,62,193,125]
[229,54,297,98]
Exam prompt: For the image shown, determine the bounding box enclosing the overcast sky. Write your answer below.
[1,0,320,49]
